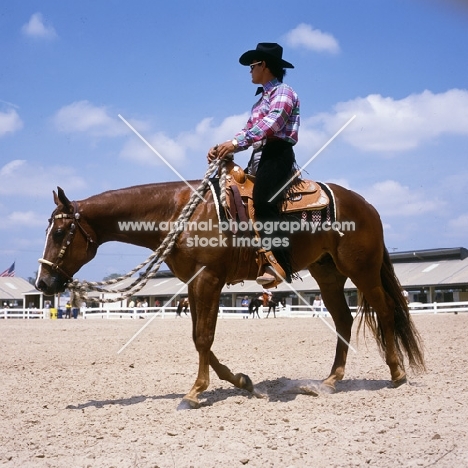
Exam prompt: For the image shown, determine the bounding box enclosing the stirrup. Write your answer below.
[256,265,284,288]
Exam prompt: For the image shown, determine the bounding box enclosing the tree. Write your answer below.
[28,271,38,286]
[102,273,124,281]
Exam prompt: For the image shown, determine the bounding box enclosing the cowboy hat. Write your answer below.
[239,42,294,69]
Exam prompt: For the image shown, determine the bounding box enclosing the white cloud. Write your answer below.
[0,211,45,230]
[120,132,187,167]
[309,89,468,152]
[361,180,445,217]
[0,160,86,197]
[326,178,351,189]
[448,214,468,232]
[53,101,127,137]
[119,113,247,167]
[21,12,57,39]
[284,23,340,54]
[0,108,23,137]
[0,160,24,177]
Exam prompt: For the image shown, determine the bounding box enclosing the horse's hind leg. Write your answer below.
[333,249,408,385]
[356,281,407,385]
[309,262,353,392]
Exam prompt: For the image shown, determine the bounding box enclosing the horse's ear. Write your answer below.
[55,186,72,211]
[53,190,59,206]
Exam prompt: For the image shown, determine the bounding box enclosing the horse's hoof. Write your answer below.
[177,398,200,411]
[235,373,254,393]
[319,383,336,394]
[392,375,407,388]
[252,388,266,399]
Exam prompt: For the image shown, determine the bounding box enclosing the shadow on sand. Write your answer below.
[65,377,396,410]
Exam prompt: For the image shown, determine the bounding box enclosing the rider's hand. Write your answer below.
[207,141,236,163]
[216,141,236,159]
[207,145,218,163]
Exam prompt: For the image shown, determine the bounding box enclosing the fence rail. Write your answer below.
[1,301,468,320]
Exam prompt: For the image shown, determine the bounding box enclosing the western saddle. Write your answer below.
[221,161,329,288]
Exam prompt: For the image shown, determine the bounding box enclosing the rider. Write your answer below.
[207,42,300,287]
[262,287,273,307]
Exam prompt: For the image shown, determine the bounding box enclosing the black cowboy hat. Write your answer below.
[239,42,294,69]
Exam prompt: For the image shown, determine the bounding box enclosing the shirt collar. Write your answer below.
[263,78,281,93]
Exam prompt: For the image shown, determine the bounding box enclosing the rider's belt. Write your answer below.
[252,136,291,150]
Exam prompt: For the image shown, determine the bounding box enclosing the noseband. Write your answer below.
[38,201,95,283]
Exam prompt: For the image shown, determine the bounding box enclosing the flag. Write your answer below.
[0,262,15,277]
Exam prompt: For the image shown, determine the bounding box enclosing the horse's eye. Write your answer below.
[53,229,65,241]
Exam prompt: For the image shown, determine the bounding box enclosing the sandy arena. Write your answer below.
[1,313,467,467]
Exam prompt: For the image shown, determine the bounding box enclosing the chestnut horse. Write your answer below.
[35,181,425,408]
[176,298,190,317]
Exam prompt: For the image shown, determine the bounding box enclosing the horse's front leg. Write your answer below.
[179,270,255,409]
[179,269,253,409]
[180,276,218,409]
[209,351,254,394]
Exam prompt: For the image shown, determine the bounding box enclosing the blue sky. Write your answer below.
[1,0,468,281]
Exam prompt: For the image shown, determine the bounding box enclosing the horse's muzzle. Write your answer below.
[35,274,68,295]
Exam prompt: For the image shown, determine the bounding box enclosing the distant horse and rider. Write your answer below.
[248,294,286,319]
[176,297,189,317]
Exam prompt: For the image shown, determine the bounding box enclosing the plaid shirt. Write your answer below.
[234,78,300,150]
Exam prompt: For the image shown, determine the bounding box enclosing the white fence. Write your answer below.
[1,301,468,320]
[0,308,46,319]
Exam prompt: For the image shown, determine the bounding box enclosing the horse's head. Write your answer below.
[35,187,98,295]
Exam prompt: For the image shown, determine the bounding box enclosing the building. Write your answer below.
[87,247,468,309]
[0,277,46,309]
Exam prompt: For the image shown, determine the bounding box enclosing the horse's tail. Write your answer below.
[358,248,426,372]
[248,301,254,313]
[176,301,182,315]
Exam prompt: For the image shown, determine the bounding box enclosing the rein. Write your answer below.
[53,157,229,304]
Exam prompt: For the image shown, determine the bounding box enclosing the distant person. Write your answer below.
[402,290,409,304]
[262,288,273,307]
[313,295,323,312]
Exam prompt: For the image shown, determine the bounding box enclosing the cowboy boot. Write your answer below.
[255,250,286,287]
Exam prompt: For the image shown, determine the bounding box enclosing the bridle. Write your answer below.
[38,201,95,283]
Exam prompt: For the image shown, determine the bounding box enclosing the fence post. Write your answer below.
[434,302,438,314]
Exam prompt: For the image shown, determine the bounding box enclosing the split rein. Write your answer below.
[52,157,230,304]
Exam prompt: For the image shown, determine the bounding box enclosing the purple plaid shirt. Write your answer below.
[234,78,300,150]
